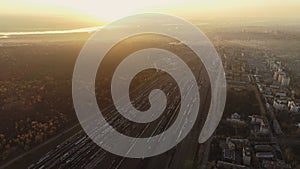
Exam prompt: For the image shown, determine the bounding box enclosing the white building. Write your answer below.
[273,71,279,80]
[231,112,241,120]
[288,101,300,113]
[242,146,251,166]
[250,115,270,134]
[281,76,290,86]
[278,72,286,82]
[275,92,287,98]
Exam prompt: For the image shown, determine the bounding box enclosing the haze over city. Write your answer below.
[0,1,300,169]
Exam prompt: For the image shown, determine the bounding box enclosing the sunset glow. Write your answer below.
[1,0,300,21]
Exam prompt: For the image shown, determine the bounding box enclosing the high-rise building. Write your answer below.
[273,71,279,80]
[243,146,251,166]
[281,76,290,86]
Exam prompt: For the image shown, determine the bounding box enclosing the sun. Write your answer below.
[23,0,182,22]
[68,0,187,22]
[68,1,142,22]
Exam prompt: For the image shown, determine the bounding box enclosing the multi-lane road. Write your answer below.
[0,41,213,169]
[25,58,211,169]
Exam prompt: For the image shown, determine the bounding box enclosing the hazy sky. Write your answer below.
[1,0,300,21]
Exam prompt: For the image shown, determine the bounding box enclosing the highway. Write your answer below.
[24,58,209,169]
[26,46,212,169]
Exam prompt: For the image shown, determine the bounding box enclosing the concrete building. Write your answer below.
[242,146,251,166]
[222,138,236,162]
[267,58,275,71]
[255,152,274,159]
[273,99,288,111]
[231,112,241,120]
[262,160,292,169]
[249,115,270,135]
[288,101,300,113]
[216,161,248,169]
[281,76,290,86]
[270,85,279,89]
[275,92,287,98]
[254,145,273,152]
[273,71,279,80]
[277,72,285,82]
